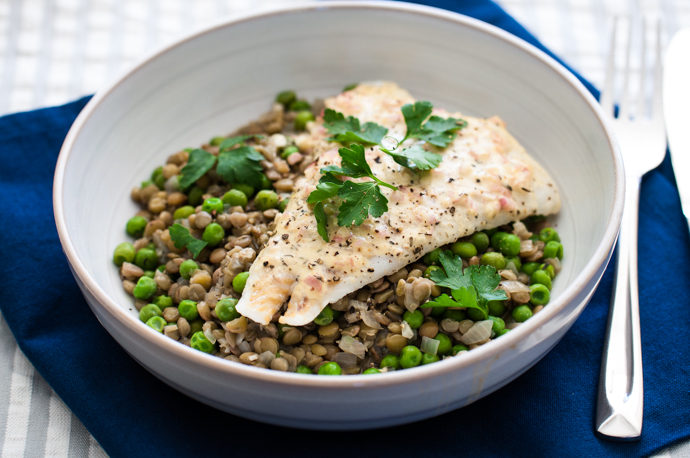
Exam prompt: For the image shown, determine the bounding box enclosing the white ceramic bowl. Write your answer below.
[53,2,623,430]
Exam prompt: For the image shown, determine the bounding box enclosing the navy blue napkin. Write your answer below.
[1,1,688,457]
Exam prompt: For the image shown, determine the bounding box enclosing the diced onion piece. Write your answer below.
[401,321,414,339]
[164,175,179,193]
[258,351,276,366]
[203,328,217,345]
[334,352,358,368]
[460,320,493,345]
[512,221,532,240]
[501,280,531,294]
[361,310,382,329]
[339,335,366,359]
[519,239,536,256]
[545,257,562,274]
[420,336,440,356]
[349,300,369,312]
[500,268,518,280]
[507,322,523,330]
[238,341,252,353]
[457,319,475,335]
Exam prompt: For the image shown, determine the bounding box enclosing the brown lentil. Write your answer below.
[419,321,439,339]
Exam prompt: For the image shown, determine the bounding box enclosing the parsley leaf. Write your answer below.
[218,135,263,151]
[337,180,388,227]
[178,149,217,189]
[306,173,343,204]
[381,144,443,171]
[400,101,467,148]
[323,109,388,145]
[216,145,265,188]
[423,252,508,314]
[169,223,208,258]
[313,202,329,242]
[321,144,396,190]
[428,251,472,290]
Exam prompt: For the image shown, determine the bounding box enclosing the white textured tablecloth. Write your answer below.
[1,1,689,456]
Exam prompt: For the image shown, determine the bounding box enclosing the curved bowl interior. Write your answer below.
[54,2,621,428]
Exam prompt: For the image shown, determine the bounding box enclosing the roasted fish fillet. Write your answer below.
[236,82,560,326]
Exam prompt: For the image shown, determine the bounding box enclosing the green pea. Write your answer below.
[187,186,205,206]
[113,242,135,266]
[209,136,225,146]
[452,344,469,355]
[294,111,315,131]
[146,316,167,332]
[317,362,342,375]
[544,241,563,260]
[512,305,533,323]
[275,90,296,106]
[255,190,279,211]
[189,319,203,335]
[146,242,156,251]
[531,270,552,290]
[490,231,509,250]
[153,295,173,309]
[190,331,215,354]
[484,228,498,237]
[399,346,423,369]
[277,323,287,338]
[215,298,239,322]
[467,307,487,321]
[139,304,162,323]
[423,247,443,266]
[362,367,380,374]
[143,270,155,278]
[499,234,521,257]
[343,83,358,91]
[530,284,550,306]
[489,316,505,333]
[539,227,560,243]
[522,262,541,277]
[433,333,452,355]
[471,232,490,252]
[544,264,556,279]
[179,260,198,280]
[151,166,163,181]
[202,197,223,214]
[233,272,250,293]
[296,365,313,374]
[505,256,522,272]
[258,173,273,190]
[430,307,445,317]
[314,306,334,326]
[495,328,510,337]
[402,310,424,329]
[233,183,255,197]
[135,248,158,270]
[280,145,299,159]
[133,275,157,300]
[451,241,477,259]
[178,300,199,321]
[202,223,225,246]
[279,198,289,212]
[424,265,441,279]
[480,252,506,270]
[380,354,400,370]
[153,172,166,190]
[141,180,153,188]
[222,189,248,208]
[442,309,465,321]
[487,300,506,317]
[422,353,440,365]
[157,265,166,272]
[173,205,195,220]
[289,100,311,112]
[126,216,147,237]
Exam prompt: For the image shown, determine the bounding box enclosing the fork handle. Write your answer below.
[595,175,644,441]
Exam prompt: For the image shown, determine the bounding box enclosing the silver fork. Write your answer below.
[596,17,666,441]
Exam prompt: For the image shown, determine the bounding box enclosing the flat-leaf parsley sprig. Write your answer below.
[169,223,207,258]
[307,144,395,242]
[422,251,508,317]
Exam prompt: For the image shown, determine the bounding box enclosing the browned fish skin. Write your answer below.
[236,82,560,326]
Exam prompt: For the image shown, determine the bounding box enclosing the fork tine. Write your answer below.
[651,18,663,121]
[636,17,647,119]
[619,18,633,120]
[600,17,617,116]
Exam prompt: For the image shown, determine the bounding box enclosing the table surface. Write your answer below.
[1,0,689,456]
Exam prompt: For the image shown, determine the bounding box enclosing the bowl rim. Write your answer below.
[53,1,624,389]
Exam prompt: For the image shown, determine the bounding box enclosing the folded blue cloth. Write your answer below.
[1,1,688,457]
